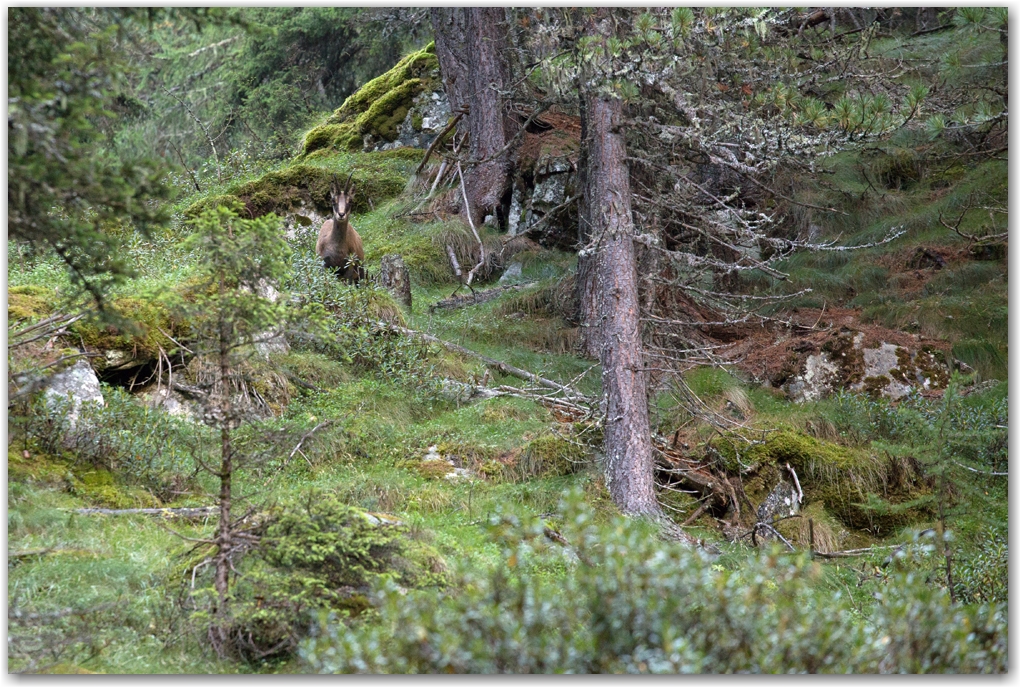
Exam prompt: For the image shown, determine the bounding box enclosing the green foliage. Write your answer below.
[8,8,175,307]
[118,9,429,167]
[20,387,201,502]
[302,490,1007,673]
[286,253,442,399]
[260,493,406,590]
[953,526,1007,605]
[193,491,443,663]
[180,207,324,359]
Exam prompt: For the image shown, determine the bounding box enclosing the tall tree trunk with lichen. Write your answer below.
[431,7,518,228]
[576,58,660,516]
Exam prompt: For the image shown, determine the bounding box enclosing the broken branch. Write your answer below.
[387,324,584,399]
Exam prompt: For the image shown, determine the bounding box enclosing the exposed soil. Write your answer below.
[517,109,581,174]
[716,306,951,390]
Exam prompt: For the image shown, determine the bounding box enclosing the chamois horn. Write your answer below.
[344,171,354,194]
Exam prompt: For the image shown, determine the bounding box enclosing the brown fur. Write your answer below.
[316,173,366,284]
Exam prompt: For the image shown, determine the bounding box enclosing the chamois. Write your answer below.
[316,172,365,284]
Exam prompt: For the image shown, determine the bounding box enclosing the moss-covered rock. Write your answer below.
[303,43,439,156]
[70,468,159,509]
[519,434,589,478]
[416,459,455,480]
[8,285,55,321]
[821,333,865,386]
[183,149,422,221]
[72,297,190,369]
[711,429,930,534]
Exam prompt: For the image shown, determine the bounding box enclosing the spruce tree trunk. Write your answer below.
[431,8,518,227]
[578,92,660,517]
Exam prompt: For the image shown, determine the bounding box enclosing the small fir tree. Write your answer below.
[177,206,324,649]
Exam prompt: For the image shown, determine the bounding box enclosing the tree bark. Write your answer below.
[578,90,660,517]
[431,8,518,227]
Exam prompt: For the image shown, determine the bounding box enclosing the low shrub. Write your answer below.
[301,490,1007,674]
[186,492,444,663]
[22,386,201,502]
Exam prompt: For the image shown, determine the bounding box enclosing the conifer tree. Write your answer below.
[178,206,323,647]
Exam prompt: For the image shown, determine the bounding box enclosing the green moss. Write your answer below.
[302,124,361,155]
[862,375,891,397]
[416,459,454,480]
[8,285,55,320]
[184,150,422,221]
[821,334,864,386]
[330,43,438,122]
[363,224,449,285]
[711,429,928,534]
[357,287,405,326]
[304,43,438,156]
[71,469,159,509]
[889,348,912,383]
[518,434,589,478]
[72,297,189,364]
[8,446,71,486]
[915,347,950,388]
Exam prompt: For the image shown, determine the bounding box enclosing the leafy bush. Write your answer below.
[287,253,444,401]
[301,490,1007,674]
[953,526,1007,605]
[22,386,201,501]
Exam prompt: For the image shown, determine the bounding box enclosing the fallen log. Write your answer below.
[428,282,535,313]
[71,506,217,518]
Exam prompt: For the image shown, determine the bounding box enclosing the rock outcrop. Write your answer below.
[783,331,951,403]
[44,360,105,437]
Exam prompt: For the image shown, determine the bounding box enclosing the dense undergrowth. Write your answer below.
[8,15,1009,674]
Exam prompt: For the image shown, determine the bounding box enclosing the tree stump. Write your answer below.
[379,253,412,311]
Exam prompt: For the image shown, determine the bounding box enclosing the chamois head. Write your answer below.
[330,172,355,224]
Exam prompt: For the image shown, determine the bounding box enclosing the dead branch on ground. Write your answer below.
[428,282,536,313]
